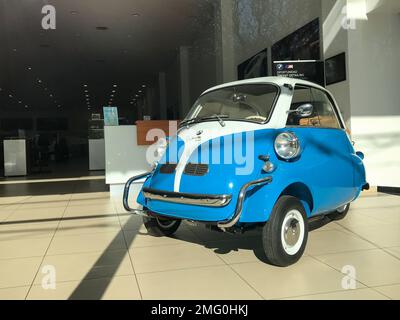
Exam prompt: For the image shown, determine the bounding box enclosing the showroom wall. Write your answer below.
[322,0,352,127]
[348,8,400,188]
[233,0,322,76]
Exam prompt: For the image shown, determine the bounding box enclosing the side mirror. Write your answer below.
[296,103,314,118]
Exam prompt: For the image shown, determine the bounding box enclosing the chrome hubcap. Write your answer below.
[284,217,300,247]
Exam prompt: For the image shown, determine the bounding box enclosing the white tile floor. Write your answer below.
[0,189,399,300]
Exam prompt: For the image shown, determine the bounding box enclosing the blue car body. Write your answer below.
[135,77,367,227]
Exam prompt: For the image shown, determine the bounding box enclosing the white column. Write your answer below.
[179,46,191,118]
[158,72,167,120]
[214,0,236,84]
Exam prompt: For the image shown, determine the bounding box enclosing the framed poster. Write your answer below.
[272,18,320,62]
[103,106,119,126]
[325,52,346,86]
[237,48,268,80]
[273,60,325,87]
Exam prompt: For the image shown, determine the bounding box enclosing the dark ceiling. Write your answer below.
[0,0,214,115]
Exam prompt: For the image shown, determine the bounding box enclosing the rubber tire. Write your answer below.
[262,196,308,267]
[328,203,350,221]
[143,216,181,237]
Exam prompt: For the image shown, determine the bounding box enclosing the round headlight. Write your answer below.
[274,132,301,160]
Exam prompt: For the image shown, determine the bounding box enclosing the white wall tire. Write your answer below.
[262,196,309,267]
[280,209,305,256]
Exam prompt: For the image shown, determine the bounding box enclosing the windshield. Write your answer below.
[182,84,279,125]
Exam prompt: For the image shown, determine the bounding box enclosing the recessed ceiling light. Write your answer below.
[83,84,88,87]
[37,79,42,83]
[18,101,22,104]
[135,94,139,98]
[113,84,117,88]
[112,90,116,93]
[27,67,32,71]
[138,90,142,93]
[8,94,13,98]
[70,10,78,15]
[142,85,146,88]
[131,13,140,17]
[25,105,28,108]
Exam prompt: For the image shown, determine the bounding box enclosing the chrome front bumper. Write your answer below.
[142,188,232,207]
[122,172,272,230]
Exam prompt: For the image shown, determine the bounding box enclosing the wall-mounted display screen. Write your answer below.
[272,18,320,62]
[273,61,325,87]
[237,48,268,80]
[325,52,346,86]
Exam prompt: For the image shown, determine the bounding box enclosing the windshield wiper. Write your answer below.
[180,114,228,128]
[204,114,227,127]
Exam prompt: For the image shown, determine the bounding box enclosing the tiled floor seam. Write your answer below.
[23,186,74,299]
[0,196,34,222]
[211,249,265,300]
[114,199,143,300]
[277,287,390,300]
[336,222,400,262]
[29,274,136,288]
[308,254,374,290]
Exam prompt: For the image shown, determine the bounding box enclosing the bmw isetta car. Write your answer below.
[123,77,368,267]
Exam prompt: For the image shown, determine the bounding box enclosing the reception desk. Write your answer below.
[104,125,152,207]
[104,122,179,207]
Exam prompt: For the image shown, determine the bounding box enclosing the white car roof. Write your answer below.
[202,76,326,95]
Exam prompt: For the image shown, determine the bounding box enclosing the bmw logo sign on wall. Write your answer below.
[277,64,284,71]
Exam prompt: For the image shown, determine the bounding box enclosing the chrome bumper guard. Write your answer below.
[122,172,152,214]
[142,188,232,207]
[217,176,273,229]
[123,172,272,230]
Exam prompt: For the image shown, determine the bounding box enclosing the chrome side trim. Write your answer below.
[122,172,152,213]
[142,188,232,207]
[217,176,273,229]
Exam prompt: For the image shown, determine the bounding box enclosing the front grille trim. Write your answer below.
[184,163,209,176]
[159,163,177,174]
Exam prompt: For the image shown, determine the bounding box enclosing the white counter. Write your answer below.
[4,139,27,177]
[88,139,105,171]
[104,126,152,207]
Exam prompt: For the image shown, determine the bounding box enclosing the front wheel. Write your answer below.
[262,196,308,267]
[143,216,181,237]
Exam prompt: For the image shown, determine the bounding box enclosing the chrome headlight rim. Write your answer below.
[274,132,301,161]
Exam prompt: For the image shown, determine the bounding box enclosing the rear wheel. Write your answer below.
[328,203,350,221]
[262,196,308,267]
[143,216,181,237]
